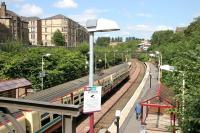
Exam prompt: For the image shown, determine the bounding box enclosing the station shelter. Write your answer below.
[140,83,177,133]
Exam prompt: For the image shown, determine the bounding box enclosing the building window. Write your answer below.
[45,35,47,40]
[45,28,47,33]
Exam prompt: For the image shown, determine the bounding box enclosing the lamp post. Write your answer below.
[41,53,51,90]
[155,51,162,84]
[104,52,107,69]
[86,18,119,133]
[113,50,118,65]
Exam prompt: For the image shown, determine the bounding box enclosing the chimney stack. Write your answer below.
[0,2,6,16]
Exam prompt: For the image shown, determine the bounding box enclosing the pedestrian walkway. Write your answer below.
[145,114,171,133]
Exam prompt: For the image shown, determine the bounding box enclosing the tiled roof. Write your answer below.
[43,14,68,20]
[0,78,31,92]
[21,16,40,21]
[6,10,18,17]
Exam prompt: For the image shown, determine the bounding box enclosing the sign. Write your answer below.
[83,86,102,113]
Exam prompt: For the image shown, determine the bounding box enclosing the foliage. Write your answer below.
[95,37,110,47]
[138,53,149,62]
[0,40,24,52]
[151,30,174,45]
[77,41,89,54]
[110,37,123,42]
[52,30,65,46]
[150,17,200,132]
[0,47,86,91]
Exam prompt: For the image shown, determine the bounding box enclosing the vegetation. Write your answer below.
[0,40,24,52]
[95,37,110,47]
[150,17,200,132]
[52,30,65,46]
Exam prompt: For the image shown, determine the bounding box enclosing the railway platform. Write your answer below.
[108,63,177,133]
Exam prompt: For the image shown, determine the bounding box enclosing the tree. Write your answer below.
[151,30,174,45]
[52,30,65,46]
[95,37,110,47]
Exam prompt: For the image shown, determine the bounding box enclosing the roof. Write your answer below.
[176,27,187,32]
[0,78,31,93]
[21,16,40,21]
[25,63,129,102]
[43,14,68,20]
[6,10,18,17]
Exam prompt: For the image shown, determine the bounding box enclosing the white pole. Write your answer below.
[105,52,107,69]
[41,56,44,90]
[114,51,115,65]
[89,32,94,87]
[75,29,76,47]
[160,53,162,79]
[158,55,161,84]
[89,32,94,133]
[182,72,185,120]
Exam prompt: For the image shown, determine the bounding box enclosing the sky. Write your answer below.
[3,0,200,39]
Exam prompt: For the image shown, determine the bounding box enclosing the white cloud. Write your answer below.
[4,0,24,3]
[127,24,172,32]
[136,13,152,18]
[122,24,173,39]
[156,25,173,31]
[18,4,43,16]
[54,0,77,8]
[70,8,108,25]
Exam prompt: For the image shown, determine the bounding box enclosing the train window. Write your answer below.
[81,98,84,102]
[41,117,50,127]
[74,101,79,105]
[41,113,49,119]
[53,114,60,119]
[74,95,79,100]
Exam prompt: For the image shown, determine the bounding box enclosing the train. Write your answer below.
[0,62,132,133]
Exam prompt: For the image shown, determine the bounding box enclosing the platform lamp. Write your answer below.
[86,18,120,133]
[41,53,51,90]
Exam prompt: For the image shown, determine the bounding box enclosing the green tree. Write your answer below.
[151,30,174,45]
[52,30,65,46]
[95,37,110,47]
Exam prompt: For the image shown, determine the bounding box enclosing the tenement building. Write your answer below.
[0,2,29,43]
[41,14,89,47]
[22,17,42,45]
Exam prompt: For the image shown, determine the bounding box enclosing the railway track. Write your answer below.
[76,59,145,133]
[94,60,145,132]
